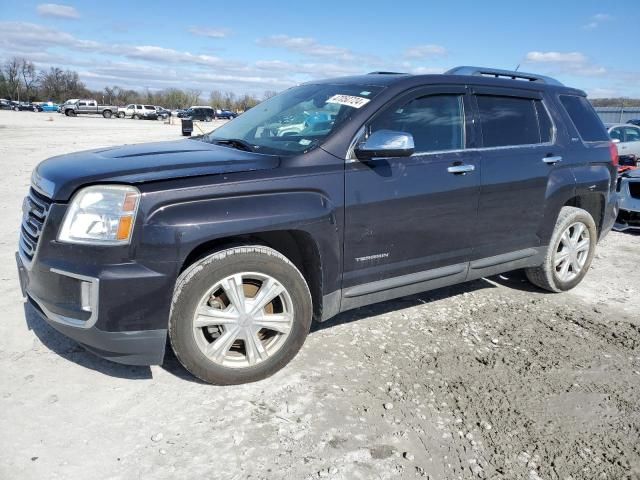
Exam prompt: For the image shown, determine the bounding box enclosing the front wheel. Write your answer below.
[118,112,125,118]
[526,206,597,292]
[169,246,312,385]
[133,114,140,120]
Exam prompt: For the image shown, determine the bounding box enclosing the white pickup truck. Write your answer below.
[117,104,159,120]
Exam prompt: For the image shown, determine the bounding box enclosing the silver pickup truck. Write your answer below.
[61,99,117,118]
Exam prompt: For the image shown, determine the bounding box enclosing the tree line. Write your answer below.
[0,57,277,111]
[5,56,639,110]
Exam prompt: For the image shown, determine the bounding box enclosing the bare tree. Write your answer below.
[3,58,21,101]
[263,90,278,100]
[20,59,37,101]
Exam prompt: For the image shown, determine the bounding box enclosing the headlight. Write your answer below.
[58,185,140,245]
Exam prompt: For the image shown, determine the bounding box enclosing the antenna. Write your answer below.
[514,64,520,72]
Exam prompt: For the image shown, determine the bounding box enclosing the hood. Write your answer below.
[622,168,640,179]
[33,139,280,201]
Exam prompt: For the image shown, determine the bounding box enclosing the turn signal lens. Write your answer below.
[609,141,619,168]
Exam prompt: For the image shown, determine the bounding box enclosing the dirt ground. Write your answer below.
[1,110,639,480]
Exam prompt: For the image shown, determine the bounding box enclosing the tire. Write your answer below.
[133,114,140,120]
[525,206,597,292]
[182,131,192,136]
[103,110,112,119]
[205,116,212,122]
[66,110,76,117]
[118,112,125,118]
[169,246,312,385]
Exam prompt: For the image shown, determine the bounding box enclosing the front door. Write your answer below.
[344,86,480,296]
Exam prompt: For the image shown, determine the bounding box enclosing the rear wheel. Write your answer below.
[169,246,312,385]
[103,110,112,119]
[526,206,597,292]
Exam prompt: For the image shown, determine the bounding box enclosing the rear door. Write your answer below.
[343,86,480,294]
[471,87,559,259]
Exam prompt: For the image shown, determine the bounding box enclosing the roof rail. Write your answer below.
[445,66,564,86]
[367,71,407,75]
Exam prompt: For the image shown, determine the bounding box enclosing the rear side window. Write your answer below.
[477,95,541,147]
[535,100,553,143]
[559,95,609,142]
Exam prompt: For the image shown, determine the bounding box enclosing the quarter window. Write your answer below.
[559,95,609,142]
[476,95,542,147]
[369,94,465,152]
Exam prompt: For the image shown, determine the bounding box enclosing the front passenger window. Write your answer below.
[623,127,640,142]
[369,95,465,153]
[610,128,624,142]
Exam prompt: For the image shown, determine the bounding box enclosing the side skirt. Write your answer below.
[320,247,546,321]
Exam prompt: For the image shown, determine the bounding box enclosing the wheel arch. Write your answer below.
[180,230,324,322]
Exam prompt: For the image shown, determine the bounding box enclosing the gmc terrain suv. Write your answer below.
[16,67,618,385]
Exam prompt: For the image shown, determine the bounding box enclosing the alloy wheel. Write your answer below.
[553,221,591,282]
[192,272,294,368]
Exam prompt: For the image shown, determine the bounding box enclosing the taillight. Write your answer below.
[609,141,619,167]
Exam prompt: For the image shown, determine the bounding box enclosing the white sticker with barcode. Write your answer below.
[326,94,370,109]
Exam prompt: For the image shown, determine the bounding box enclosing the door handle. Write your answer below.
[543,155,563,164]
[447,164,475,174]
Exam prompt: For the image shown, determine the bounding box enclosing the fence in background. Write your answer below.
[594,107,640,124]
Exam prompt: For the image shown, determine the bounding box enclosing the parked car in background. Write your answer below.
[155,106,171,119]
[39,102,60,112]
[627,119,640,127]
[61,99,116,118]
[16,66,618,385]
[215,109,237,119]
[607,124,640,166]
[186,106,216,121]
[13,102,39,112]
[175,109,188,118]
[117,104,159,120]
[614,168,640,231]
[0,99,12,110]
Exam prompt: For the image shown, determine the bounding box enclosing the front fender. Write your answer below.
[139,190,342,293]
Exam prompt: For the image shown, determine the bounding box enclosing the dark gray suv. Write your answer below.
[17,66,618,384]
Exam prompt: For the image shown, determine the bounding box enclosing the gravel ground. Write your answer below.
[1,110,639,480]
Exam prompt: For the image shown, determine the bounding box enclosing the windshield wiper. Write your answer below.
[212,138,255,152]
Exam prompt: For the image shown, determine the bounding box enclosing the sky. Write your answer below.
[0,0,639,98]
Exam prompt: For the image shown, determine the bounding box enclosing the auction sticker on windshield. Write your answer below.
[326,94,370,109]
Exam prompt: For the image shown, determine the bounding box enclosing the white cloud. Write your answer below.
[36,3,80,19]
[524,51,606,77]
[188,26,230,39]
[583,13,613,29]
[403,45,447,59]
[525,51,588,64]
[257,35,354,61]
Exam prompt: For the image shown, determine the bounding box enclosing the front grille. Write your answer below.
[629,181,640,200]
[19,188,52,261]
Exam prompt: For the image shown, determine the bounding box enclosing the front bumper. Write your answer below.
[17,251,170,365]
[613,176,640,232]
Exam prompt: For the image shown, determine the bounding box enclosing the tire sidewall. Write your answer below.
[548,209,597,291]
[170,248,312,385]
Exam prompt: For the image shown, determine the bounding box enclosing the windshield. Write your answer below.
[205,83,384,155]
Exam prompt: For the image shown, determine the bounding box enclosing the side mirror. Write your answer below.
[611,138,621,144]
[354,130,415,160]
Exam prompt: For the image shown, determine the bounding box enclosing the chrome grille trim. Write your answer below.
[19,188,52,263]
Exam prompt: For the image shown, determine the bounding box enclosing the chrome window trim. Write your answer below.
[346,90,557,161]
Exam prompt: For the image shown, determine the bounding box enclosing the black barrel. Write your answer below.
[181,118,193,136]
